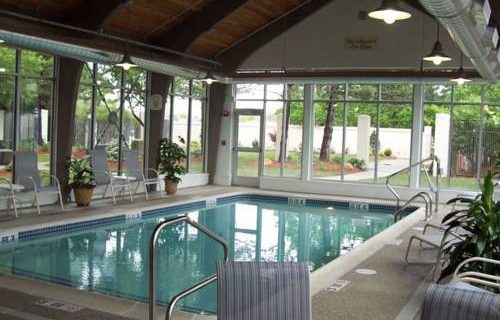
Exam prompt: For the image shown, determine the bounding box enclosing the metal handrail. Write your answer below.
[394,191,432,222]
[148,215,229,320]
[386,155,440,213]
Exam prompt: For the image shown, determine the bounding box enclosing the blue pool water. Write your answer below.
[0,197,409,313]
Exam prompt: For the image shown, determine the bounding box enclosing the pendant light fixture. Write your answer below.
[0,39,4,43]
[368,0,412,25]
[450,53,471,85]
[116,53,137,70]
[423,22,452,65]
[116,1,137,70]
[201,70,217,84]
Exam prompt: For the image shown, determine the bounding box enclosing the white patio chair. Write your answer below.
[122,150,161,200]
[14,150,64,214]
[89,149,133,204]
[0,177,21,218]
[404,222,466,280]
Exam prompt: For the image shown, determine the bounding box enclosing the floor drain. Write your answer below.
[355,268,377,275]
[35,299,84,313]
[324,279,351,292]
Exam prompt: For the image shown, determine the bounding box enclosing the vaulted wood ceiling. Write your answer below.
[0,0,497,74]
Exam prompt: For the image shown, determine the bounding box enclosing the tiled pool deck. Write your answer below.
[0,185,449,320]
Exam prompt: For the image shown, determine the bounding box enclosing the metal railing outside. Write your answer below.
[148,215,229,320]
[386,155,440,216]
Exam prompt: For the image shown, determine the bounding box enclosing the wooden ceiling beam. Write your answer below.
[215,0,335,74]
[0,13,210,70]
[63,0,130,30]
[153,0,250,51]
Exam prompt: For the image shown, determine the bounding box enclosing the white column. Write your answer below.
[434,113,450,177]
[301,84,314,181]
[410,84,424,188]
[421,126,432,159]
[357,115,370,163]
[214,86,235,186]
[0,110,4,140]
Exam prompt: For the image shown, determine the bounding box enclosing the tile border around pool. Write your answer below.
[0,191,419,245]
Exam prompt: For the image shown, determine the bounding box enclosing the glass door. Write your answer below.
[233,109,264,186]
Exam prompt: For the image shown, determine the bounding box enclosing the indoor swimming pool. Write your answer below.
[0,194,417,313]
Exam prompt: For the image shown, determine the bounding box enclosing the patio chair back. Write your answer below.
[89,149,111,185]
[14,151,41,190]
[216,261,311,320]
[123,150,142,180]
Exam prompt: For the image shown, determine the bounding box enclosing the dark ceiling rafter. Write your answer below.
[215,0,335,74]
[152,0,250,51]
[63,0,130,30]
[232,69,481,79]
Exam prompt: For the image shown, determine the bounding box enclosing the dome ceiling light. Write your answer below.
[368,0,412,25]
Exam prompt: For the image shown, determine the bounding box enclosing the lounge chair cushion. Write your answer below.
[422,283,500,320]
[216,261,310,320]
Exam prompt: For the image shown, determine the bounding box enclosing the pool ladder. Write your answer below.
[386,155,440,222]
[148,215,229,320]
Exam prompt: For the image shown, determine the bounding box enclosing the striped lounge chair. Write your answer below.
[216,261,311,320]
[422,283,500,320]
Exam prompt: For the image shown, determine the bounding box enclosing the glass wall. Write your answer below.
[312,84,412,186]
[164,77,207,173]
[0,45,54,180]
[237,81,499,192]
[73,63,147,173]
[422,84,500,190]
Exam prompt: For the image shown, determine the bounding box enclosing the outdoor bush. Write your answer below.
[383,148,392,157]
[41,141,51,152]
[190,141,202,157]
[319,161,327,171]
[331,155,342,164]
[348,157,367,170]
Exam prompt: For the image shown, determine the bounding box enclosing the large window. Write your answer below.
[0,45,54,180]
[73,63,147,173]
[165,77,207,173]
[422,84,500,190]
[312,84,412,185]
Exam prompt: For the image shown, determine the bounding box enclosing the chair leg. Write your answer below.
[144,182,149,200]
[128,185,133,202]
[111,186,117,204]
[34,192,41,215]
[12,198,18,218]
[58,191,64,212]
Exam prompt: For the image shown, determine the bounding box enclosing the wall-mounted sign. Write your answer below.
[344,36,378,51]
[149,94,163,111]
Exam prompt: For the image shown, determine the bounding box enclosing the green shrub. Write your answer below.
[348,157,367,170]
[331,155,342,164]
[383,148,392,157]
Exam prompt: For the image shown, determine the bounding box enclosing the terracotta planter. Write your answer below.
[74,187,94,206]
[165,179,178,195]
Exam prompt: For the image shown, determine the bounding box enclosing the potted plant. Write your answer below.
[440,171,500,284]
[158,137,186,195]
[66,156,96,206]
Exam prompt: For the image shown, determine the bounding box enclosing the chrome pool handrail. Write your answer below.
[394,191,432,222]
[386,155,440,213]
[148,215,229,320]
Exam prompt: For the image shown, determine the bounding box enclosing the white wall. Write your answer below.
[241,0,470,71]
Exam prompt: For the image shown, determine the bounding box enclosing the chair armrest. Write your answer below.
[146,168,160,178]
[423,223,445,234]
[26,176,39,192]
[40,173,62,190]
